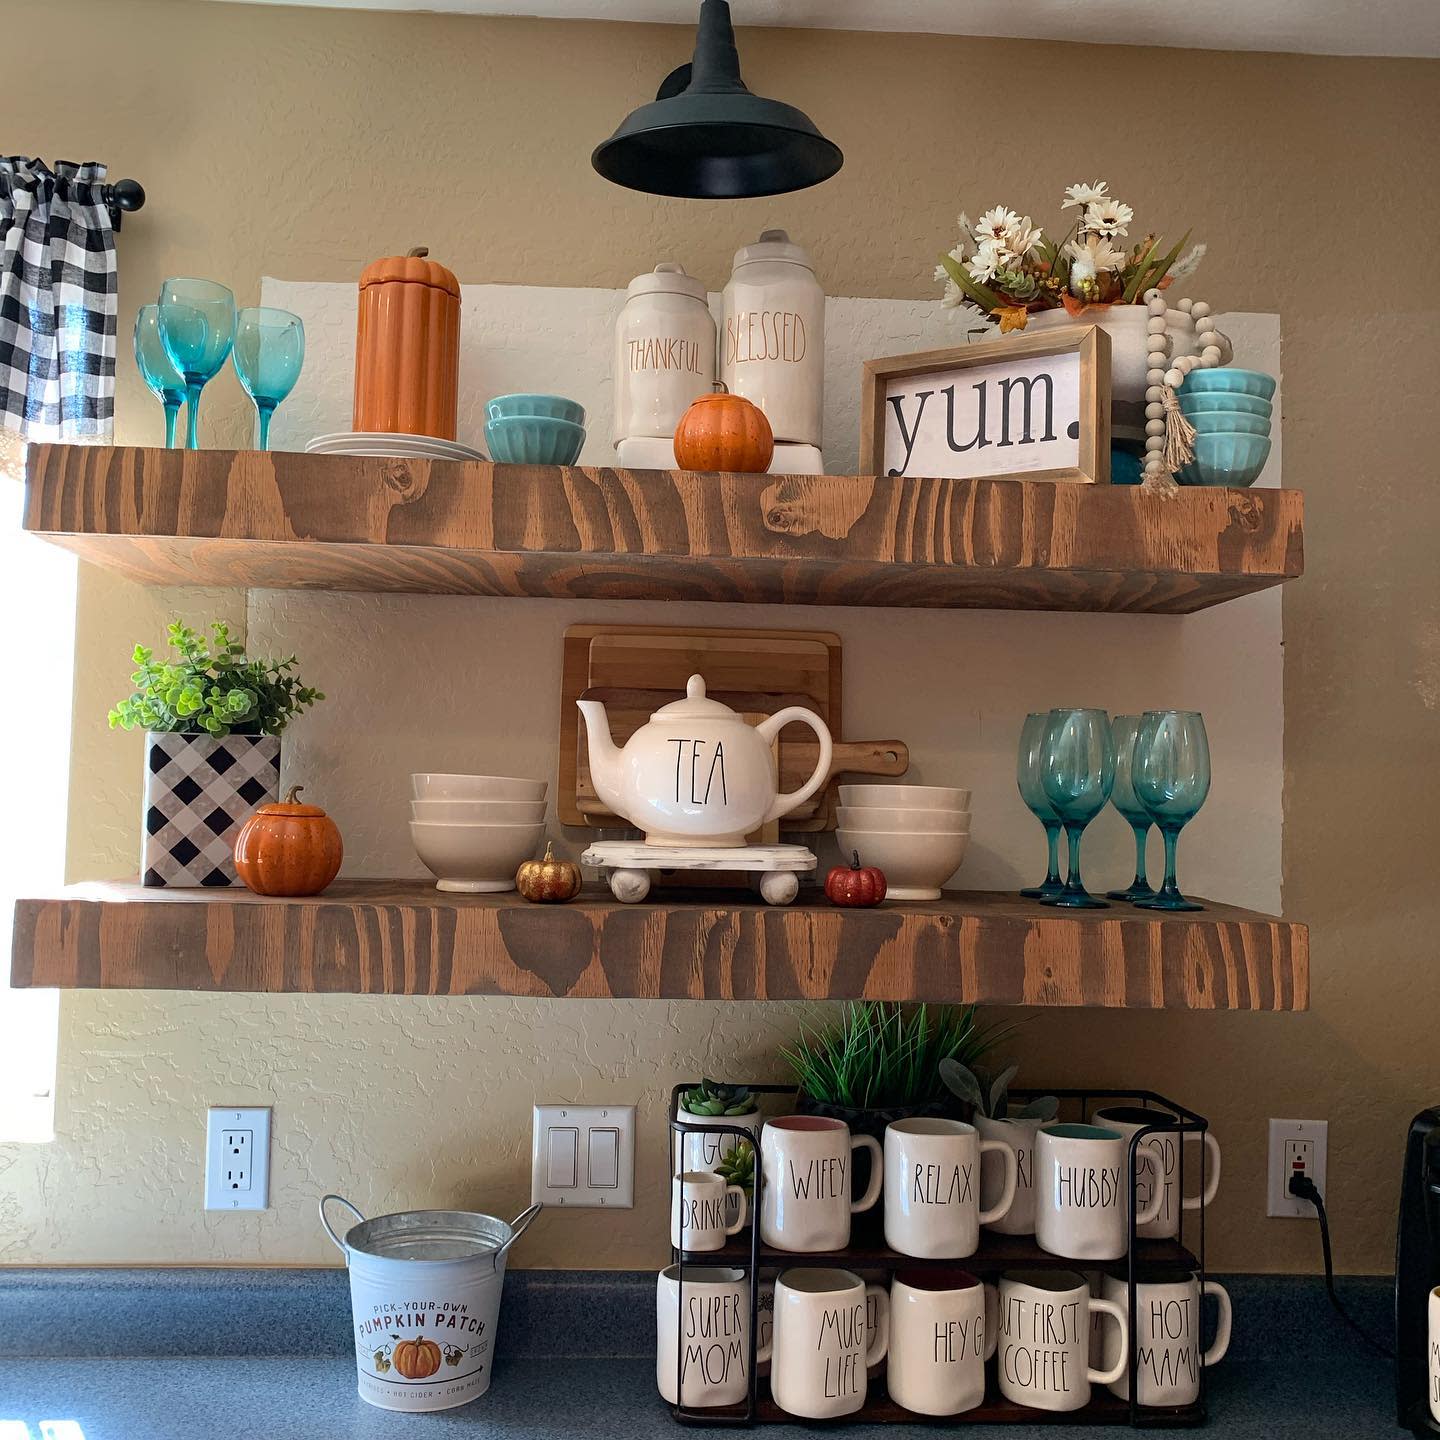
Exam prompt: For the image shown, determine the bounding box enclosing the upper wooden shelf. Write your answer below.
[25,446,1302,613]
[11,882,1308,1010]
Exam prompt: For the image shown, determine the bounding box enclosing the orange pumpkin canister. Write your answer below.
[233,786,344,897]
[353,246,461,440]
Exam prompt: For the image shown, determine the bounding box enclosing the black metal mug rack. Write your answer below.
[666,1084,1213,1429]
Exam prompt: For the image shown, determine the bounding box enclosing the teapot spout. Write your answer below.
[577,699,625,814]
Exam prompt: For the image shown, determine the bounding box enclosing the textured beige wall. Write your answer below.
[2,0,1437,1273]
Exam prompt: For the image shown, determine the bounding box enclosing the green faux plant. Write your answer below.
[716,1138,755,1197]
[781,1002,1008,1112]
[108,621,324,739]
[679,1079,758,1116]
[939,1058,1059,1122]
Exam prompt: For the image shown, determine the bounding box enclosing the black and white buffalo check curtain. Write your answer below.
[0,158,117,443]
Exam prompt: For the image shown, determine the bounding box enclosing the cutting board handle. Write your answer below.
[828,740,908,779]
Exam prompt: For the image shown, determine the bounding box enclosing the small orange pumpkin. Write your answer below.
[516,841,583,903]
[392,1336,442,1380]
[233,786,344,897]
[673,383,774,473]
[825,850,887,907]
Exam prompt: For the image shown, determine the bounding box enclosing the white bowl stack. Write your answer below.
[410,773,548,892]
[836,784,971,901]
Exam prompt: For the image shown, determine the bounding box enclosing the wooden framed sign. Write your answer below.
[860,324,1111,484]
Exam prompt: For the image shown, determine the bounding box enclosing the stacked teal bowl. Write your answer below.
[1175,370,1275,487]
[486,394,587,465]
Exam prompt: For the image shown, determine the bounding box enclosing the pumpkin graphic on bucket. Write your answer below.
[393,1336,442,1380]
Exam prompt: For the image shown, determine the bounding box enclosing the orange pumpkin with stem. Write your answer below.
[233,786,344,896]
[392,1336,442,1380]
[673,383,774,473]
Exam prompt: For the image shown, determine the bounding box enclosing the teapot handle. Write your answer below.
[756,708,834,824]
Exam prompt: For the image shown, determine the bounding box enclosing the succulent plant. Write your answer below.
[679,1079,758,1116]
[940,1058,1059,1122]
[716,1138,755,1196]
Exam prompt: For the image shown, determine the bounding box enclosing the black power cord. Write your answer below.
[1288,1171,1395,1359]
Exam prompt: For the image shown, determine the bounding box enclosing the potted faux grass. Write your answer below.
[109,621,323,887]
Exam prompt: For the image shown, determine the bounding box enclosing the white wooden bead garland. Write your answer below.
[1140,288,1227,495]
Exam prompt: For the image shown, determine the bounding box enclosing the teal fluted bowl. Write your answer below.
[1179,368,1276,401]
[487,393,586,426]
[485,415,585,465]
[1110,445,1143,485]
[1180,391,1272,417]
[1176,432,1271,488]
[1186,410,1271,437]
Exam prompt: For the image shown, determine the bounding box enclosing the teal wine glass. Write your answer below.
[1039,708,1116,909]
[133,305,185,448]
[1131,710,1211,911]
[1017,711,1064,899]
[1106,713,1156,902]
[232,307,305,450]
[157,278,236,450]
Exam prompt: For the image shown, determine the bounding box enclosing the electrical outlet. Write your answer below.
[205,1106,271,1211]
[1267,1117,1328,1217]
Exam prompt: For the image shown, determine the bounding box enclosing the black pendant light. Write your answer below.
[592,0,843,200]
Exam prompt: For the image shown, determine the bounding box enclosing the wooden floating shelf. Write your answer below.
[24,445,1302,614]
[11,882,1308,1009]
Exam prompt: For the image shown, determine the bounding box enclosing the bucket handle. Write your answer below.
[320,1193,366,1254]
[495,1202,542,1260]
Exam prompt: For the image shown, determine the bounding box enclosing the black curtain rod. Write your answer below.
[102,177,145,231]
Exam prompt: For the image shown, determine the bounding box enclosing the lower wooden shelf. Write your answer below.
[9,881,1308,1009]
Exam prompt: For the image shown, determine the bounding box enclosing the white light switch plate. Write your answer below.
[531,1104,635,1209]
[205,1106,271,1211]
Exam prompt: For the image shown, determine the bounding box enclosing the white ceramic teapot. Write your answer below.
[577,676,833,847]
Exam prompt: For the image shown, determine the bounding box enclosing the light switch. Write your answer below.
[531,1104,636,1208]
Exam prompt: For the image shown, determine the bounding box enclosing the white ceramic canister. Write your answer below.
[720,229,824,446]
[614,263,716,445]
[321,1194,540,1412]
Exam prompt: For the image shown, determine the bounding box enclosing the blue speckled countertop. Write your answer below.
[0,1270,1400,1439]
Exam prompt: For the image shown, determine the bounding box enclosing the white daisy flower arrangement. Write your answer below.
[937,181,1202,332]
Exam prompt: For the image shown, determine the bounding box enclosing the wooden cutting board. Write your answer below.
[556,623,908,830]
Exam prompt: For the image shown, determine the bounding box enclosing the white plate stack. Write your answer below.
[306,431,487,461]
[410,773,548,892]
[836,784,972,901]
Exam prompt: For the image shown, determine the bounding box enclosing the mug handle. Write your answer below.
[977,1139,1018,1225]
[983,1292,999,1362]
[1134,1140,1167,1228]
[1182,1132,1223,1211]
[1201,1280,1232,1367]
[758,707,833,824]
[1087,1296,1130,1387]
[724,1185,748,1236]
[756,1330,773,1366]
[864,1283,890,1366]
[851,1134,884,1214]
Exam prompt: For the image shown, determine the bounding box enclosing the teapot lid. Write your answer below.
[650,675,736,721]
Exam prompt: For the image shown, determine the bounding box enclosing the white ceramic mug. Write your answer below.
[1430,1286,1440,1424]
[760,1116,882,1253]
[888,1268,994,1416]
[761,1267,888,1420]
[977,1111,1044,1235]
[656,1265,752,1408]
[1099,1271,1231,1406]
[884,1117,1017,1258]
[1092,1106,1222,1240]
[671,1170,747,1252]
[1035,1123,1164,1261]
[998,1269,1128,1413]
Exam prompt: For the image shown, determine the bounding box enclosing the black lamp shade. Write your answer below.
[592,0,843,200]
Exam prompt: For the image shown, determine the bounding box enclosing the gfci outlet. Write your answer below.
[205,1106,271,1211]
[1267,1117,1328,1217]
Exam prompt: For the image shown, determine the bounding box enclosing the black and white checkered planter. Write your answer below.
[142,733,280,887]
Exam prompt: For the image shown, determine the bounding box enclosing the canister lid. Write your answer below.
[732,228,814,272]
[626,262,708,301]
[359,247,461,298]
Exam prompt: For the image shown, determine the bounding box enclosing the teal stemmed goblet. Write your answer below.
[232,307,305,450]
[1039,708,1116,909]
[1017,711,1064,899]
[157,278,236,450]
[1131,710,1211,912]
[133,305,186,448]
[1106,713,1156,902]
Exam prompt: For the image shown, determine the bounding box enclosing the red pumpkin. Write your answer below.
[825,850,887,907]
[673,383,774,473]
[392,1336,442,1380]
[234,785,343,896]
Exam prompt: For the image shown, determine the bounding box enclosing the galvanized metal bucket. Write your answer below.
[321,1193,540,1412]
